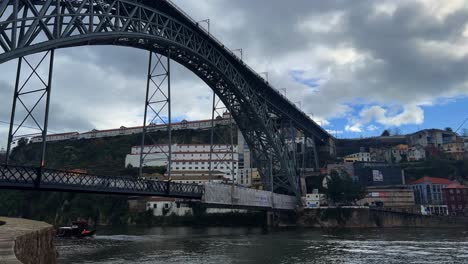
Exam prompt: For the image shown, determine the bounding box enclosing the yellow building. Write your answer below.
[344,152,371,162]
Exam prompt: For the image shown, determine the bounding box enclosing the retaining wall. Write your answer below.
[0,217,56,264]
[297,208,468,228]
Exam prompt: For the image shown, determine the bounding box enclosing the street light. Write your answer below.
[294,101,302,110]
[279,88,286,97]
[232,48,243,60]
[260,72,269,83]
[197,19,210,34]
[307,112,323,126]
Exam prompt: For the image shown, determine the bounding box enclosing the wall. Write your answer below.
[297,208,468,228]
[0,217,56,264]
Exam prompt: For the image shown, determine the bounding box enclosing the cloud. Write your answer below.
[360,105,424,127]
[1,0,468,147]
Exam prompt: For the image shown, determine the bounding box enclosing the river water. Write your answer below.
[56,227,468,264]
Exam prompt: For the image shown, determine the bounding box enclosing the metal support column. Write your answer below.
[139,51,171,179]
[208,93,236,183]
[5,50,55,181]
[5,57,22,165]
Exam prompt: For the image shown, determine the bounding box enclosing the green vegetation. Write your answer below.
[401,157,468,184]
[0,126,237,226]
[326,170,366,205]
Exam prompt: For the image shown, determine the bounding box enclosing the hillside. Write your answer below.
[0,126,236,226]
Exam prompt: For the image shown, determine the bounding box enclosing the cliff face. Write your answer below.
[0,217,56,264]
[297,208,468,228]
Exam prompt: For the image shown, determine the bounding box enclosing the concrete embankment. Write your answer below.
[297,208,468,228]
[0,217,56,264]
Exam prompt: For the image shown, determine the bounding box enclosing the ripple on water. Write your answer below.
[57,228,468,264]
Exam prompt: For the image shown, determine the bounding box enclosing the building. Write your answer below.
[353,162,404,187]
[409,176,453,215]
[407,145,426,161]
[369,144,409,164]
[236,168,258,187]
[407,129,457,149]
[30,132,79,143]
[344,152,371,162]
[443,183,468,216]
[146,197,192,216]
[30,116,233,143]
[305,189,327,208]
[250,169,263,190]
[146,197,246,216]
[442,139,465,160]
[126,144,239,180]
[357,186,415,212]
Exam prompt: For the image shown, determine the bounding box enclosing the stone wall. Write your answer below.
[297,208,468,228]
[0,217,56,264]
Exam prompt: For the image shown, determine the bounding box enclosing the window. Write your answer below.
[153,204,157,209]
[164,203,169,209]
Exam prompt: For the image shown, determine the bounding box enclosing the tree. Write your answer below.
[445,127,453,132]
[326,170,366,205]
[381,130,390,137]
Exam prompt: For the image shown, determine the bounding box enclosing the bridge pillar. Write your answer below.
[5,50,55,188]
[139,51,172,178]
[208,92,236,183]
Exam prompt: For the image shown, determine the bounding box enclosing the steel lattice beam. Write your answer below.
[0,0,334,199]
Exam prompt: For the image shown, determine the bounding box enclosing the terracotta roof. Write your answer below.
[410,176,454,185]
[445,183,468,189]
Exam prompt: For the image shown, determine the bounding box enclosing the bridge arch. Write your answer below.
[0,0,323,197]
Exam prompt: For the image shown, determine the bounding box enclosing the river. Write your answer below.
[56,227,468,264]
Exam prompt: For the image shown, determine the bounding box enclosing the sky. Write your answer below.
[2,0,468,150]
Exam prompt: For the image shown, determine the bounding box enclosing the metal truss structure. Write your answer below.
[208,94,235,181]
[4,49,54,187]
[0,164,204,198]
[139,51,171,178]
[0,0,333,199]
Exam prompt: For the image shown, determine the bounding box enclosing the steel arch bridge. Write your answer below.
[0,0,333,199]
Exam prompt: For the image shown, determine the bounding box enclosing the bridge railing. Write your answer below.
[0,164,204,198]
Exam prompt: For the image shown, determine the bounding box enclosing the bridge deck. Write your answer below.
[0,165,203,199]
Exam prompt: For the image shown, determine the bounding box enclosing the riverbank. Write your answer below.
[129,211,267,227]
[297,208,468,228]
[0,217,56,264]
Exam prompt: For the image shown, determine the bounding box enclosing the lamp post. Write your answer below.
[307,112,323,127]
[260,72,269,83]
[279,88,286,97]
[294,101,302,110]
[197,19,210,34]
[232,48,243,60]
